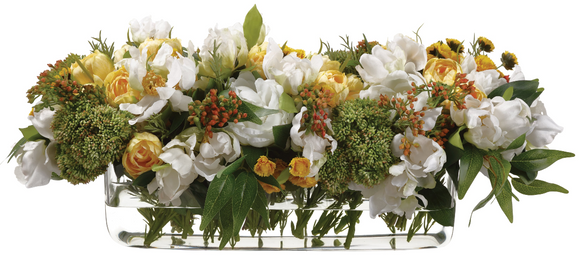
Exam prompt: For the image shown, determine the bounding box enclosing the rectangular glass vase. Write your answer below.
[104,166,455,250]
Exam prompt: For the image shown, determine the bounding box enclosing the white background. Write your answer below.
[1,0,578,256]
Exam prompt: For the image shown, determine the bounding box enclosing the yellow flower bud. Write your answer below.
[122,132,164,179]
[71,50,114,85]
[289,157,310,177]
[253,156,276,177]
[104,66,142,107]
[423,58,463,86]
[246,42,268,79]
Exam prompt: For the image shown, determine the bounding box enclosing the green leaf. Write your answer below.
[448,125,466,150]
[511,149,575,172]
[199,173,235,231]
[272,123,292,148]
[458,144,484,199]
[242,101,279,118]
[240,145,266,169]
[418,179,452,210]
[469,189,494,226]
[486,153,513,223]
[279,92,298,113]
[237,101,263,125]
[167,112,189,136]
[510,167,538,185]
[494,180,514,223]
[505,133,526,151]
[502,86,514,101]
[429,207,455,227]
[276,167,290,185]
[512,178,569,195]
[232,172,258,236]
[255,173,282,190]
[132,170,155,187]
[216,155,246,178]
[487,79,540,106]
[19,125,44,141]
[243,5,263,50]
[251,185,270,229]
[7,137,26,163]
[219,199,234,250]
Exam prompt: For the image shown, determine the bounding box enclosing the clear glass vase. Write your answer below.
[104,165,455,250]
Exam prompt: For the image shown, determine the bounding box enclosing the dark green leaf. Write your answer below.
[511,149,575,172]
[255,173,282,191]
[243,5,263,49]
[113,162,125,179]
[189,180,209,208]
[190,88,206,101]
[418,179,452,210]
[487,79,539,106]
[458,144,484,199]
[469,189,494,226]
[232,172,258,235]
[510,166,537,185]
[199,173,235,231]
[251,185,270,229]
[443,142,463,169]
[241,145,266,169]
[216,155,246,178]
[237,101,263,125]
[243,101,279,118]
[494,180,514,223]
[219,199,234,250]
[132,170,155,187]
[167,112,189,136]
[446,162,460,191]
[512,178,569,195]
[429,207,455,227]
[272,123,292,148]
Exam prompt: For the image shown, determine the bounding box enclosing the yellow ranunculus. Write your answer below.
[345,74,364,101]
[319,55,341,72]
[246,42,268,79]
[71,50,114,85]
[104,66,142,107]
[315,70,349,107]
[423,58,463,86]
[139,38,183,59]
[289,157,310,177]
[122,132,164,179]
[253,156,276,177]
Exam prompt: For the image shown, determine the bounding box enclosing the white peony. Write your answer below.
[129,16,171,45]
[526,99,563,148]
[199,23,248,77]
[14,140,60,188]
[262,38,323,95]
[147,148,198,206]
[193,132,241,181]
[227,71,293,147]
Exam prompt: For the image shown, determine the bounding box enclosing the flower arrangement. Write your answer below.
[9,5,574,250]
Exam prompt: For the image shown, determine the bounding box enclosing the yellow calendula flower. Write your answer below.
[500,51,518,70]
[474,55,496,72]
[423,58,463,85]
[477,37,495,53]
[288,175,317,188]
[446,38,464,54]
[254,156,276,177]
[426,42,459,61]
[122,132,164,179]
[289,157,310,177]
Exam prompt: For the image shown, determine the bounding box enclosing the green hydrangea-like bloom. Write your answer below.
[318,98,395,195]
[52,103,135,184]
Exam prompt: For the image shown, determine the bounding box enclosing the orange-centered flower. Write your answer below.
[289,157,310,177]
[142,70,165,96]
[254,156,276,177]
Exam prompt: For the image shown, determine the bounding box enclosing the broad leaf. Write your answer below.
[219,199,234,250]
[232,172,258,236]
[243,5,263,50]
[502,86,514,101]
[19,125,44,141]
[255,173,282,190]
[512,178,569,195]
[251,185,270,229]
[132,170,155,187]
[242,101,279,118]
[510,166,538,185]
[237,101,264,125]
[241,145,266,169]
[272,123,292,148]
[458,144,483,199]
[418,179,452,210]
[487,79,540,106]
[511,149,575,172]
[199,173,235,231]
[216,155,246,178]
[429,207,455,227]
[448,125,466,150]
[279,92,298,113]
[505,133,526,151]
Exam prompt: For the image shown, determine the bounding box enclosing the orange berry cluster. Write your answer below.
[297,86,334,138]
[378,87,427,137]
[187,89,247,138]
[27,57,106,111]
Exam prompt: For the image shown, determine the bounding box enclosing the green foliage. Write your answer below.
[242,5,263,50]
[318,98,395,195]
[52,103,134,184]
[88,31,115,59]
